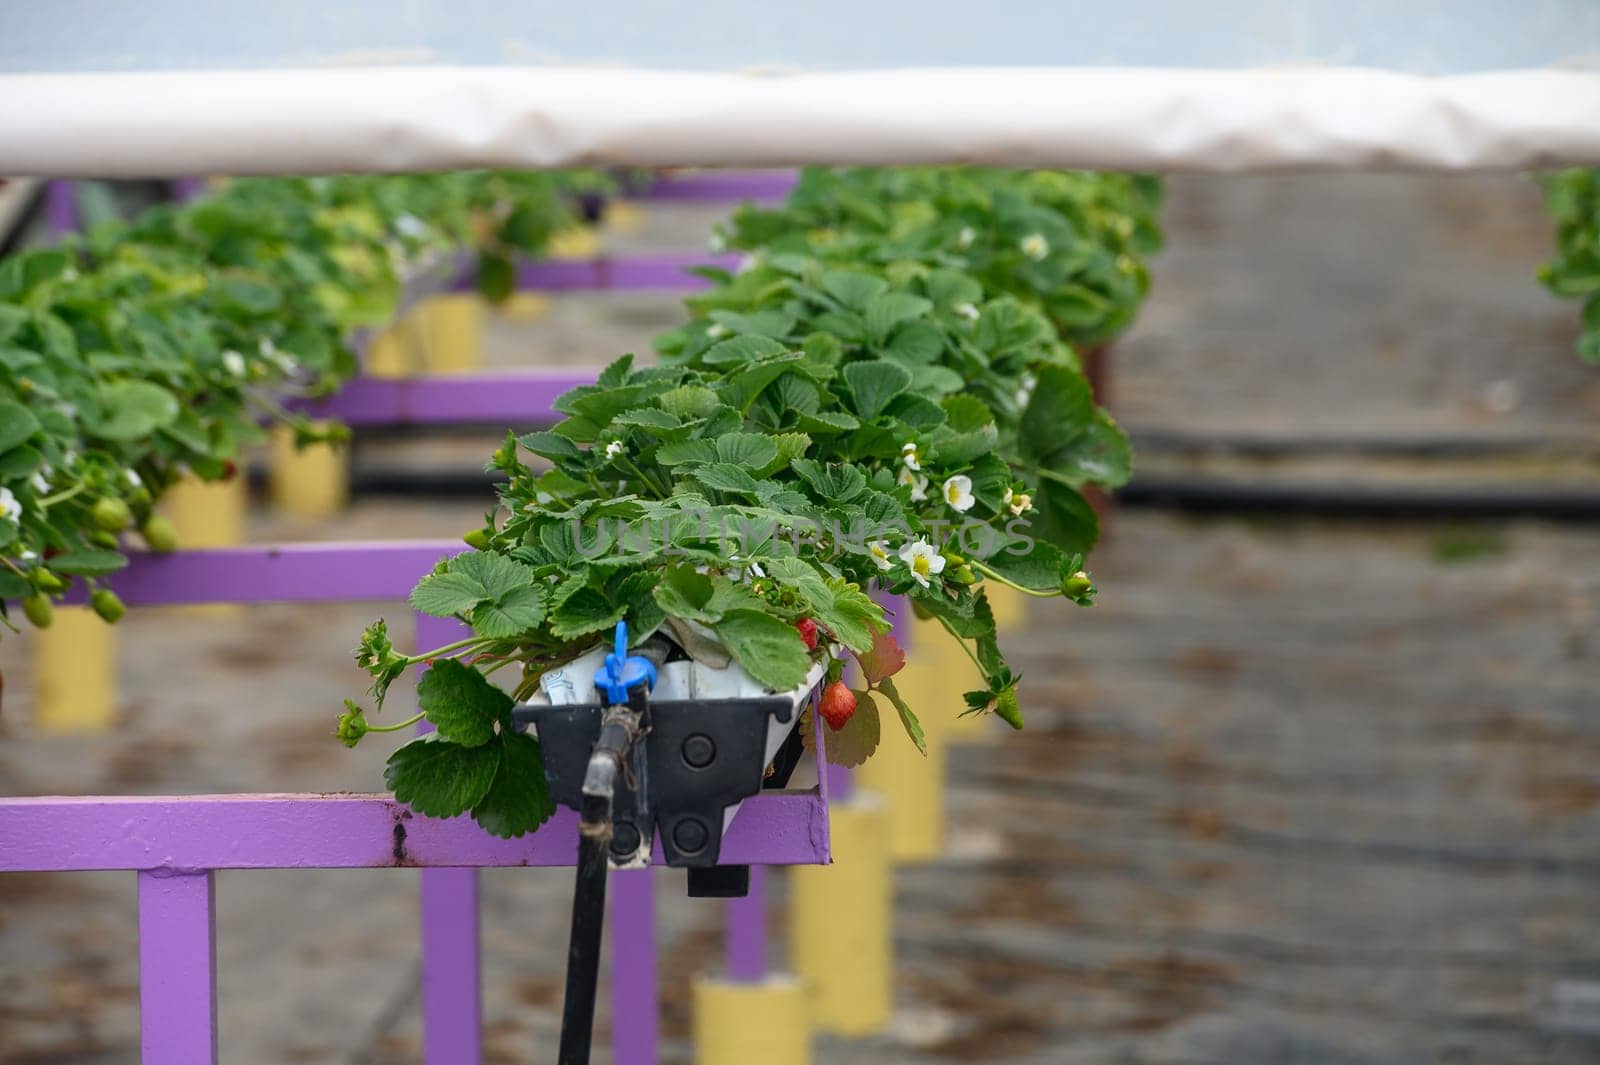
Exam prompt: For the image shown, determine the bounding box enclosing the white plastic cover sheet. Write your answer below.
[3,65,1599,176]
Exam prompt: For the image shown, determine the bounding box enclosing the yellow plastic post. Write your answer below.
[415,295,484,374]
[788,795,892,1035]
[31,606,116,733]
[693,976,809,1065]
[547,226,602,259]
[907,614,988,745]
[163,474,246,616]
[163,475,244,548]
[853,703,948,863]
[496,292,553,323]
[601,201,648,236]
[986,582,1027,633]
[267,422,348,518]
[363,323,414,377]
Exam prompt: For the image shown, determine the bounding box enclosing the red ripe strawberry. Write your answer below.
[795,617,819,651]
[819,681,856,732]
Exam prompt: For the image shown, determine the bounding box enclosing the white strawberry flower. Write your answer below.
[0,487,20,522]
[955,302,980,322]
[29,470,50,494]
[18,548,36,562]
[124,469,142,489]
[900,441,922,471]
[1020,233,1050,261]
[943,474,975,513]
[1008,489,1033,516]
[706,323,730,340]
[898,539,946,588]
[898,467,929,501]
[604,441,624,460]
[1014,370,1037,409]
[956,226,976,250]
[394,214,430,240]
[221,350,247,378]
[867,539,893,571]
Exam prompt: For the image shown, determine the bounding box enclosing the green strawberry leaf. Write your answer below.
[843,360,912,420]
[47,549,128,576]
[385,734,501,818]
[96,381,180,441]
[471,730,557,838]
[470,584,547,638]
[1019,364,1093,465]
[876,676,927,754]
[549,586,628,639]
[712,609,813,692]
[0,400,41,453]
[410,570,490,617]
[416,658,509,747]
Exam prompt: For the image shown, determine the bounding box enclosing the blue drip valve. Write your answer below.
[593,620,656,705]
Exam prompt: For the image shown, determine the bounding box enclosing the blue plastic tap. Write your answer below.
[593,620,656,706]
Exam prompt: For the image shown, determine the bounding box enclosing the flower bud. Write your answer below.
[140,514,180,553]
[91,497,132,532]
[21,593,53,630]
[90,588,126,623]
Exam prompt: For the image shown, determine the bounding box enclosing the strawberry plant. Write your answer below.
[718,167,1162,346]
[0,170,606,636]
[345,168,1161,839]
[1540,168,1600,364]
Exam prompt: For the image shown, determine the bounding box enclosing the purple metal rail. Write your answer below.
[453,252,742,294]
[0,793,828,872]
[636,170,798,204]
[297,370,592,426]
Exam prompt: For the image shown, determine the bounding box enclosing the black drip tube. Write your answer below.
[557,697,645,1065]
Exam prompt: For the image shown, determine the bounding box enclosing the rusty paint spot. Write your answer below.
[392,816,410,865]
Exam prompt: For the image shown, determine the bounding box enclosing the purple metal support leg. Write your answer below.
[415,613,482,1065]
[138,869,218,1065]
[608,867,660,1065]
[44,180,76,239]
[420,868,483,1065]
[725,865,768,982]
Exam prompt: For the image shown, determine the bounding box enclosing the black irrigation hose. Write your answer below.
[558,698,647,1065]
[558,815,611,1065]
[1117,477,1600,520]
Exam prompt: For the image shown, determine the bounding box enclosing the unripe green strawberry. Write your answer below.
[90,588,126,623]
[32,568,67,593]
[89,530,120,549]
[140,514,179,553]
[994,687,1024,730]
[21,593,53,629]
[819,681,857,731]
[91,497,132,532]
[1062,571,1094,599]
[462,528,490,550]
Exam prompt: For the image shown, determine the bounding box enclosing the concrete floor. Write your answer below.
[3,173,1600,1064]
